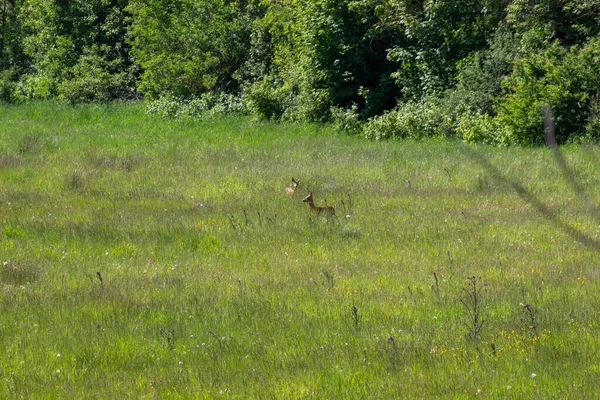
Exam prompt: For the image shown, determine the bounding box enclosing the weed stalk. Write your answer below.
[460,276,485,343]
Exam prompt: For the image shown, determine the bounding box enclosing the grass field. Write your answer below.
[1,101,599,398]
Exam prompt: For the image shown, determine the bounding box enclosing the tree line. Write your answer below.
[1,0,599,145]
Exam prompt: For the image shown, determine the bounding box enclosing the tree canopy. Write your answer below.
[1,0,599,144]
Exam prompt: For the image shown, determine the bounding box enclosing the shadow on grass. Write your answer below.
[463,105,600,251]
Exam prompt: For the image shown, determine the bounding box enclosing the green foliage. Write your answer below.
[242,67,330,122]
[17,0,135,101]
[291,0,401,118]
[329,104,363,135]
[239,1,335,122]
[145,93,247,119]
[586,95,600,140]
[0,0,26,72]
[58,47,135,103]
[128,0,264,98]
[383,0,506,100]
[243,74,287,120]
[0,68,17,103]
[370,25,518,144]
[456,112,513,145]
[449,26,519,116]
[363,97,453,140]
[496,37,600,145]
[2,0,600,144]
[507,0,600,45]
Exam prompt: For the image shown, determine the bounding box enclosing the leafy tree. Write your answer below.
[292,0,401,118]
[381,0,507,100]
[238,0,325,121]
[496,37,600,144]
[507,0,600,46]
[1,0,600,145]
[128,0,265,98]
[1,0,25,70]
[0,0,27,102]
[18,0,135,101]
[443,25,518,116]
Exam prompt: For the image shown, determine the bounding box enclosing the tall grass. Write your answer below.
[1,101,599,398]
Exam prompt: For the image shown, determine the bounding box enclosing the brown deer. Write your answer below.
[302,191,335,215]
[285,177,299,195]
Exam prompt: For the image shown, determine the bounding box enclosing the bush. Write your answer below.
[0,70,18,103]
[58,71,117,103]
[363,98,453,140]
[363,28,518,144]
[57,51,135,103]
[456,112,513,145]
[145,97,182,118]
[128,0,261,99]
[496,37,600,145]
[330,104,363,136]
[15,74,56,100]
[449,27,518,115]
[242,68,330,122]
[145,93,248,119]
[243,75,287,120]
[584,94,600,141]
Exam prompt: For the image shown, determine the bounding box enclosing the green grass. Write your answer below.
[1,101,600,398]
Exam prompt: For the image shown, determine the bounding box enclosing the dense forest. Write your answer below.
[1,0,599,145]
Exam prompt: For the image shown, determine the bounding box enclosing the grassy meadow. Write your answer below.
[1,102,600,398]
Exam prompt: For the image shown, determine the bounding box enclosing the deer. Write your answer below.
[302,191,335,216]
[285,177,299,196]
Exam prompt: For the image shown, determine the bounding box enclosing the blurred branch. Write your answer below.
[463,105,600,251]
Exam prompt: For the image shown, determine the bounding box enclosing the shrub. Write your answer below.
[330,104,363,136]
[363,98,453,140]
[363,28,518,144]
[243,75,287,120]
[584,94,600,141]
[145,97,182,118]
[145,93,248,119]
[128,0,260,99]
[449,27,518,115]
[15,74,56,100]
[242,69,330,122]
[456,112,513,145]
[0,69,18,103]
[57,50,135,103]
[496,37,600,145]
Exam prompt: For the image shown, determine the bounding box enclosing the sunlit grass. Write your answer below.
[0,101,599,397]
